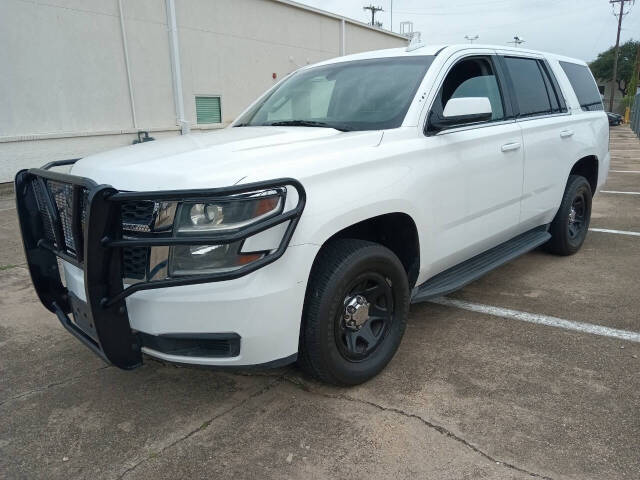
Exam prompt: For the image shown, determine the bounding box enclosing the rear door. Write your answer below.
[498,54,580,229]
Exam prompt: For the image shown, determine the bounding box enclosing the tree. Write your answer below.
[589,40,640,97]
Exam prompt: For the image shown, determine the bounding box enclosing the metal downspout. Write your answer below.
[118,0,137,129]
[165,0,190,134]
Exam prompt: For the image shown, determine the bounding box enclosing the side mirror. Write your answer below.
[429,97,493,133]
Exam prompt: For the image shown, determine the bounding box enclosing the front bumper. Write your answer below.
[62,243,319,366]
[15,162,306,369]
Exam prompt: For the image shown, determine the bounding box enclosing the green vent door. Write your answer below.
[195,96,221,124]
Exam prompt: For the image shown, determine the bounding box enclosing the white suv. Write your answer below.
[16,44,609,385]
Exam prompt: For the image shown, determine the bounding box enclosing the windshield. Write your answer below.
[235,56,435,131]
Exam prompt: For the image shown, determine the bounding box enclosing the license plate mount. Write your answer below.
[69,292,99,343]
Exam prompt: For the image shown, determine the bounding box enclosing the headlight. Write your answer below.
[175,189,283,234]
[168,241,264,277]
[118,181,305,287]
[153,188,285,277]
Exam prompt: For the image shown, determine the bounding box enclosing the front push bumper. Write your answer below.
[62,242,319,367]
[15,161,306,369]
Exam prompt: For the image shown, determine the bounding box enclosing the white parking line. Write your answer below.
[430,297,640,343]
[600,190,640,195]
[610,170,640,173]
[589,228,640,237]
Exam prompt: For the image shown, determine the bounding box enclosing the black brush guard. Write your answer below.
[15,161,305,369]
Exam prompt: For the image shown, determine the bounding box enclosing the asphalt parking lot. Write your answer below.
[1,127,639,480]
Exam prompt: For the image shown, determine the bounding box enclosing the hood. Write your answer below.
[71,126,383,191]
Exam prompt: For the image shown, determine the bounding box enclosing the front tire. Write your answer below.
[546,175,592,256]
[298,239,409,386]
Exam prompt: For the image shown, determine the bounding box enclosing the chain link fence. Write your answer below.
[631,93,640,138]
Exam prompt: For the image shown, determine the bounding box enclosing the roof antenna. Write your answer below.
[406,31,424,52]
[507,35,526,47]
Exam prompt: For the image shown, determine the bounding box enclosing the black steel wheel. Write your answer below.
[298,239,409,385]
[546,175,592,256]
[335,272,394,362]
[568,192,587,240]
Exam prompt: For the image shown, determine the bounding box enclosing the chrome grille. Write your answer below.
[121,201,156,232]
[123,246,149,280]
[120,201,155,278]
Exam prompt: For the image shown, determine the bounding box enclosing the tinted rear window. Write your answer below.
[539,62,566,113]
[559,61,603,111]
[504,57,552,117]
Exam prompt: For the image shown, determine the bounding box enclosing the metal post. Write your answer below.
[630,93,636,135]
[341,18,346,56]
[632,95,636,123]
[166,0,189,134]
[609,0,630,112]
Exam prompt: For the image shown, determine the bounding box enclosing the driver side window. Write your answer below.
[437,56,505,122]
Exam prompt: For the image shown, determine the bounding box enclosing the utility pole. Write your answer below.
[363,4,384,27]
[609,0,634,111]
[390,0,393,32]
[465,35,479,44]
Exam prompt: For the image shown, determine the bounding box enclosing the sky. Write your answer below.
[296,0,640,62]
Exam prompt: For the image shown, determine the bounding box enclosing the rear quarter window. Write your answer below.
[559,61,603,111]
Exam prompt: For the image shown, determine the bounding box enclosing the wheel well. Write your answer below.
[570,156,598,195]
[323,213,420,288]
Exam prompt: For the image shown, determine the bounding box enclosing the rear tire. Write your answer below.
[298,239,409,386]
[546,175,592,256]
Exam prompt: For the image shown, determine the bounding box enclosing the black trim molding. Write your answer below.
[139,332,241,358]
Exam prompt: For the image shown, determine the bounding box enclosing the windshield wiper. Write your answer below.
[264,120,353,132]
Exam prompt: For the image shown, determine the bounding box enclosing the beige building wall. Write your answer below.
[597,80,639,115]
[0,0,407,182]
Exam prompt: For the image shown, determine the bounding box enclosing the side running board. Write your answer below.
[411,228,551,303]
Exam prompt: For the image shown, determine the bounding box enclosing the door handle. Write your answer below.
[560,129,574,138]
[501,142,521,152]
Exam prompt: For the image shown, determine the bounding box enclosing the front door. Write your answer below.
[422,54,524,273]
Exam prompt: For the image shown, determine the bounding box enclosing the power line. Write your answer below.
[396,0,546,12]
[464,34,479,43]
[404,4,603,41]
[394,0,557,16]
